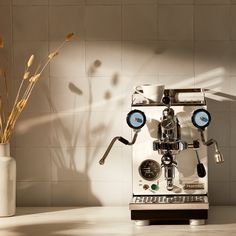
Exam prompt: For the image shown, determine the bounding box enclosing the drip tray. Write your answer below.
[129,195,209,210]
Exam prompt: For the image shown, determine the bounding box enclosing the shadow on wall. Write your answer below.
[15,41,236,206]
[49,60,122,206]
[49,59,123,206]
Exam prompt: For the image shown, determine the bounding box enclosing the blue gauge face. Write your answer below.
[192,109,211,129]
[127,110,146,129]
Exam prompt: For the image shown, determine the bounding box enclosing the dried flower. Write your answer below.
[16,99,27,112]
[29,73,41,83]
[48,51,59,59]
[23,71,30,80]
[65,33,74,42]
[0,36,3,48]
[27,54,34,68]
[0,32,74,143]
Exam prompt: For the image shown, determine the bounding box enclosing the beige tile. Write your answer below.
[0,0,11,4]
[90,76,126,112]
[122,41,158,76]
[49,6,84,41]
[15,112,52,147]
[13,6,48,41]
[120,145,132,182]
[158,0,193,4]
[229,42,236,75]
[88,110,124,147]
[230,181,236,204]
[159,75,194,89]
[195,6,230,40]
[123,5,157,40]
[208,147,230,182]
[51,147,88,181]
[17,182,51,206]
[13,41,49,79]
[13,0,49,5]
[50,76,88,112]
[205,95,230,113]
[88,147,125,181]
[229,76,236,111]
[49,0,85,4]
[195,41,230,77]
[158,6,193,40]
[86,0,122,4]
[16,147,51,181]
[51,181,88,206]
[195,0,230,4]
[207,111,230,147]
[50,110,123,148]
[50,112,88,147]
[230,148,236,181]
[86,41,121,77]
[195,75,230,112]
[122,180,132,205]
[0,6,11,77]
[157,41,194,76]
[208,181,230,205]
[230,112,236,147]
[49,40,85,77]
[85,6,121,40]
[0,5,11,41]
[0,40,11,77]
[124,0,157,4]
[195,73,230,93]
[88,181,124,206]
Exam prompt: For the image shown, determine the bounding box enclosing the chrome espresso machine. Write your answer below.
[99,88,224,226]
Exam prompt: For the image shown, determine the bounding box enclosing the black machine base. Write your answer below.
[131,209,208,222]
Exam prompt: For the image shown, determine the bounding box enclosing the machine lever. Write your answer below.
[99,131,139,165]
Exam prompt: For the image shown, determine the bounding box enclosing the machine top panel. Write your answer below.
[132,88,206,107]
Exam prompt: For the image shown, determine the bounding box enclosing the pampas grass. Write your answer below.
[0,33,74,144]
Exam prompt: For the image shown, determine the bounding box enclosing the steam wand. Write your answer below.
[199,129,224,164]
[99,130,139,165]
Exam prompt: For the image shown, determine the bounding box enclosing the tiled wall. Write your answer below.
[0,0,236,206]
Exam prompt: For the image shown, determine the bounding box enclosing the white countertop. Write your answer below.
[0,206,235,236]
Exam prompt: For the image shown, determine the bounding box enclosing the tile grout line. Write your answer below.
[47,0,53,207]
[193,1,196,87]
[156,1,159,83]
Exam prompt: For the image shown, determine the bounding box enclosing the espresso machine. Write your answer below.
[99,88,224,226]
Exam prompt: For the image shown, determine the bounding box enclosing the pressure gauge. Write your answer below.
[126,109,146,130]
[192,109,211,129]
[139,159,161,181]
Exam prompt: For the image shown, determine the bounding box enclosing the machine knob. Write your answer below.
[161,153,173,165]
[162,96,170,105]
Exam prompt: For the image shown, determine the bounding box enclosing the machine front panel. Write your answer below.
[132,105,208,196]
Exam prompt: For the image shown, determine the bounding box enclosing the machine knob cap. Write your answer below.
[161,153,172,165]
[162,96,170,105]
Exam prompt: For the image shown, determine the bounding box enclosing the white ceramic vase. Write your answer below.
[0,143,16,217]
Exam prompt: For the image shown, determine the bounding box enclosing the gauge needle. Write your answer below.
[200,117,208,122]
